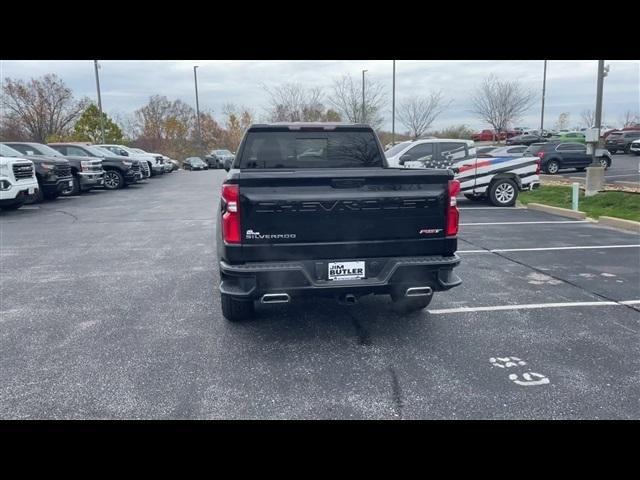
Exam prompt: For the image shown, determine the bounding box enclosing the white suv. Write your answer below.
[630,139,640,156]
[0,156,39,211]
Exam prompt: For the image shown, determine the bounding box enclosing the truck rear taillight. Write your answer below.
[536,152,545,159]
[222,184,241,243]
[535,158,541,175]
[446,180,460,237]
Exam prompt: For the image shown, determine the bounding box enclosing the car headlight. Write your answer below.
[0,163,8,175]
[80,161,93,171]
[41,163,55,170]
[122,161,133,167]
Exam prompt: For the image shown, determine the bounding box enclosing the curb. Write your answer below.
[597,216,640,233]
[526,203,587,219]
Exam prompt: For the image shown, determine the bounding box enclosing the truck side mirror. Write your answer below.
[399,154,412,166]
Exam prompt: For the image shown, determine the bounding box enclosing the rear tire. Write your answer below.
[598,157,610,170]
[221,294,255,322]
[489,178,518,207]
[545,160,560,174]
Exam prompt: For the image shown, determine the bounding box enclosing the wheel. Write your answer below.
[0,199,25,211]
[221,294,255,322]
[489,178,518,207]
[391,290,433,313]
[598,157,610,170]
[464,193,486,202]
[545,159,560,174]
[104,169,124,190]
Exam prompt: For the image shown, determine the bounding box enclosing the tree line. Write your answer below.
[4,72,633,159]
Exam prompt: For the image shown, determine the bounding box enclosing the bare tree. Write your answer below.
[396,92,450,140]
[580,110,595,128]
[470,74,536,142]
[1,74,89,142]
[555,112,570,130]
[328,74,386,130]
[621,110,639,127]
[263,83,327,122]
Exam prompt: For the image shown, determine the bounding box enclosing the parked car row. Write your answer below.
[0,141,178,211]
[477,140,613,175]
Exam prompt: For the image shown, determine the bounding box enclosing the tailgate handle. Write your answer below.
[331,178,365,189]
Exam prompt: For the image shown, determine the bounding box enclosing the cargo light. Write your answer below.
[222,184,241,243]
[446,179,460,237]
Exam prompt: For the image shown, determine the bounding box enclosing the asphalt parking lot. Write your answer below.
[1,170,639,419]
[557,152,639,185]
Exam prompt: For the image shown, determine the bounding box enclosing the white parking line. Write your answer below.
[461,220,590,226]
[427,299,640,315]
[458,244,640,254]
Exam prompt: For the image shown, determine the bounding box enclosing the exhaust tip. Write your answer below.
[405,286,433,297]
[260,293,290,304]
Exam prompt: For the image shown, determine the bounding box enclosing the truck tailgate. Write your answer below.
[227,168,455,262]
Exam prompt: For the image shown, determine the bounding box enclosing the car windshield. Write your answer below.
[385,142,411,157]
[22,144,65,156]
[0,144,24,157]
[84,146,111,157]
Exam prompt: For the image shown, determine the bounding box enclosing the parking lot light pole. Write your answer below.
[392,61,396,146]
[585,60,607,197]
[540,60,547,135]
[362,69,367,124]
[94,60,105,144]
[193,65,203,156]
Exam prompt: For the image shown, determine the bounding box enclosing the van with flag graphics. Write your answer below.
[385,138,540,207]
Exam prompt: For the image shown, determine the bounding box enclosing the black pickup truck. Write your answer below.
[4,142,104,195]
[216,123,462,321]
[1,143,73,202]
[48,143,141,189]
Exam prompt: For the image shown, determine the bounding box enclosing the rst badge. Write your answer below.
[419,228,443,235]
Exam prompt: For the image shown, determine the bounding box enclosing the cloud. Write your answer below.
[2,59,638,131]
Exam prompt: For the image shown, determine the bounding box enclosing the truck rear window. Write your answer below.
[238,131,384,169]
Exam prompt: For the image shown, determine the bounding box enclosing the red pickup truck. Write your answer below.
[472,130,498,142]
[472,130,518,142]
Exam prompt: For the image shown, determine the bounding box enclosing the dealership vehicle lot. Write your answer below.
[1,169,638,419]
[557,152,639,185]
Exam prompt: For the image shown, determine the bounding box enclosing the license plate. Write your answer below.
[328,261,365,281]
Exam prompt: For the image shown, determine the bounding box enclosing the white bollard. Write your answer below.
[572,182,580,211]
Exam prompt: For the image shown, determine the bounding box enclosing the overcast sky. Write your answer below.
[1,60,638,132]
